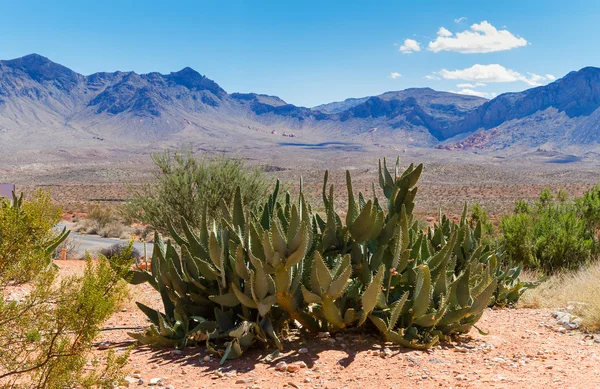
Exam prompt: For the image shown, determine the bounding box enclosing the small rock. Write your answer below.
[326,338,336,344]
[298,347,309,354]
[317,332,330,338]
[132,373,142,379]
[165,385,175,389]
[97,342,111,350]
[455,374,467,381]
[170,350,184,358]
[287,364,301,373]
[304,377,312,383]
[275,361,288,372]
[203,355,211,362]
[295,361,308,369]
[148,378,163,386]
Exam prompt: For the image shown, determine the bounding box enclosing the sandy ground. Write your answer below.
[47,261,600,389]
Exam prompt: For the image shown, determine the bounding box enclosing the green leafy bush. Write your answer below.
[0,191,67,285]
[0,192,131,388]
[125,150,271,234]
[500,188,597,273]
[126,158,529,362]
[468,202,497,248]
[575,184,600,233]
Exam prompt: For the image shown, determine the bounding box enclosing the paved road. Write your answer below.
[56,223,154,258]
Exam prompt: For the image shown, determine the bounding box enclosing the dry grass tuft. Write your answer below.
[519,261,600,330]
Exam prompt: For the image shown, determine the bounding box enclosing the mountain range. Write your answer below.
[2,54,600,154]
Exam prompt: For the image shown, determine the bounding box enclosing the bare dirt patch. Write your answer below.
[52,261,600,389]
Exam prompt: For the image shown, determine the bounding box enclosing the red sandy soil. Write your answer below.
[49,260,600,389]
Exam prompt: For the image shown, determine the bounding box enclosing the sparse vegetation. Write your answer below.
[519,260,600,330]
[99,243,141,262]
[124,150,271,233]
[0,192,131,388]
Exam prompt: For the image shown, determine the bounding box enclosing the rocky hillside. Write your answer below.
[1,54,600,153]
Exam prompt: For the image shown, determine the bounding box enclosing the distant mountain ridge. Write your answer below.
[1,54,600,153]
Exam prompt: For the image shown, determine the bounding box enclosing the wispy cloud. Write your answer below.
[456,82,487,88]
[436,64,555,86]
[428,21,527,54]
[399,39,421,54]
[390,72,402,79]
[453,88,497,98]
[454,16,467,23]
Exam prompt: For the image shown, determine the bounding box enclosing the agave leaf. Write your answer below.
[209,293,240,307]
[413,265,431,319]
[231,283,258,309]
[359,264,385,325]
[313,251,332,293]
[327,255,352,299]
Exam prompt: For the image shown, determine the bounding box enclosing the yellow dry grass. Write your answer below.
[518,261,600,331]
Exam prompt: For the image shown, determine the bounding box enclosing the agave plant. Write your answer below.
[126,157,532,362]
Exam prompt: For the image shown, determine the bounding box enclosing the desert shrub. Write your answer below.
[575,184,600,233]
[500,212,535,267]
[0,191,65,284]
[126,158,530,361]
[87,204,114,229]
[54,235,83,260]
[0,192,131,388]
[99,243,141,261]
[125,150,271,233]
[501,188,597,273]
[469,202,498,247]
[98,221,131,239]
[519,260,600,330]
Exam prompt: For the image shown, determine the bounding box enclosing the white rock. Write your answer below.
[298,347,309,354]
[275,361,288,372]
[148,378,163,386]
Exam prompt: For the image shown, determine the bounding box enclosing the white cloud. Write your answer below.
[437,27,453,37]
[545,74,557,81]
[454,16,467,23]
[390,72,402,79]
[424,75,440,80]
[456,82,486,88]
[437,64,555,86]
[399,39,421,54]
[428,21,527,53]
[453,88,496,99]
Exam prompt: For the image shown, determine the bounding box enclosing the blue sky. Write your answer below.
[1,0,599,107]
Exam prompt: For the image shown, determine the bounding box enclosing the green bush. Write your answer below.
[0,191,131,388]
[125,150,271,234]
[575,184,600,233]
[500,188,597,273]
[469,202,497,248]
[126,158,530,361]
[0,191,67,285]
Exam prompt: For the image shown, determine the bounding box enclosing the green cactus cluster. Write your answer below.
[127,158,533,362]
